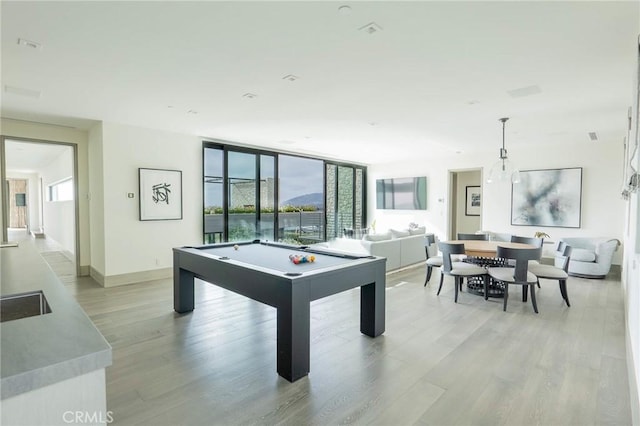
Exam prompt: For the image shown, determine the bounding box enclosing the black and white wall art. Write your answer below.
[139,168,183,221]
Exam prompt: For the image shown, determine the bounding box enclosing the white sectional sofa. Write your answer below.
[314,228,427,271]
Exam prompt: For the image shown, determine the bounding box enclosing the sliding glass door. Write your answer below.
[203,142,364,244]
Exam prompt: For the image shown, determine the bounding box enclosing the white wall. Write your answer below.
[98,122,202,277]
[41,147,75,255]
[621,49,640,424]
[369,141,626,264]
[88,123,106,277]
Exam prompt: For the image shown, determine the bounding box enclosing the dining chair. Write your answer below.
[529,244,573,307]
[457,233,488,241]
[510,235,544,247]
[487,246,542,313]
[437,242,488,303]
[424,234,442,286]
[509,236,544,283]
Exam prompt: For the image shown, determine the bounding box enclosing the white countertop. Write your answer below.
[0,242,111,400]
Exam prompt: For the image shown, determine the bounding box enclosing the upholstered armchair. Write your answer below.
[556,237,620,279]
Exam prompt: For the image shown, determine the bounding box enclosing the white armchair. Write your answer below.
[555,237,620,279]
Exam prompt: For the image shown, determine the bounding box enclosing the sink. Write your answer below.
[0,291,52,323]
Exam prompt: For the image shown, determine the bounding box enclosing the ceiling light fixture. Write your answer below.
[487,117,520,184]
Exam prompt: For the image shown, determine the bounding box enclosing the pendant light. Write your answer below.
[487,117,520,184]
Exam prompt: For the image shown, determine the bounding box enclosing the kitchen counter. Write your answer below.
[0,241,111,400]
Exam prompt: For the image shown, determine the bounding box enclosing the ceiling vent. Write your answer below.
[17,38,41,50]
[4,85,41,99]
[359,22,383,34]
[507,85,542,98]
[588,132,598,141]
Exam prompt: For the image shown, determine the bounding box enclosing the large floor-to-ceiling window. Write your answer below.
[325,163,366,239]
[203,142,365,244]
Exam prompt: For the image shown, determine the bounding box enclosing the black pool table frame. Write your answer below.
[173,240,386,382]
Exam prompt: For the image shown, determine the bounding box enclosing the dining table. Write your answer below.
[445,240,535,257]
[444,239,537,297]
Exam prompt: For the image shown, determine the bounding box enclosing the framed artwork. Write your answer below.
[511,167,582,228]
[465,186,481,216]
[139,168,182,221]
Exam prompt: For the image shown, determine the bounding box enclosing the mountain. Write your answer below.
[282,193,323,208]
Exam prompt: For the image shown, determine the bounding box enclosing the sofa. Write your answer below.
[314,227,427,271]
[555,237,620,279]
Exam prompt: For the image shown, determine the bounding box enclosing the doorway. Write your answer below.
[1,137,80,275]
[448,168,483,239]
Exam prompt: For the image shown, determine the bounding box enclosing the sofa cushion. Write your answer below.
[363,231,392,242]
[409,226,426,235]
[571,248,596,262]
[390,228,411,238]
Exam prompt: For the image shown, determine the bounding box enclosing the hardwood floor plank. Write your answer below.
[30,239,632,426]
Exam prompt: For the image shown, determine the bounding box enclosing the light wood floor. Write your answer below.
[23,232,632,425]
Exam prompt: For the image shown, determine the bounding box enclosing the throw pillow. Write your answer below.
[390,228,410,238]
[570,248,596,262]
[363,231,392,242]
[409,226,426,235]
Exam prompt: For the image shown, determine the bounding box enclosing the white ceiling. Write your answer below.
[5,139,71,174]
[1,1,639,165]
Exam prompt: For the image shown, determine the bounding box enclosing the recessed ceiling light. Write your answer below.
[17,38,41,49]
[242,93,257,99]
[338,5,352,15]
[282,75,299,82]
[4,85,41,99]
[187,109,198,115]
[359,22,383,34]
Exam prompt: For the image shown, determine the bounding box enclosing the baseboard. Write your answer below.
[78,264,90,276]
[626,326,640,426]
[89,267,105,286]
[102,267,173,287]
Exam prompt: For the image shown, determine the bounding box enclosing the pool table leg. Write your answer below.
[276,287,311,382]
[360,268,386,337]
[174,266,195,313]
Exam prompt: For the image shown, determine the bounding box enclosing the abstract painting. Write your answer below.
[139,168,183,221]
[511,167,582,228]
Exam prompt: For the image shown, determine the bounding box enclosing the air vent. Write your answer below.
[507,85,542,98]
[359,22,383,34]
[4,85,41,99]
[588,132,598,141]
[17,38,41,50]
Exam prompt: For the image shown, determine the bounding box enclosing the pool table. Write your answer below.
[173,240,386,382]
